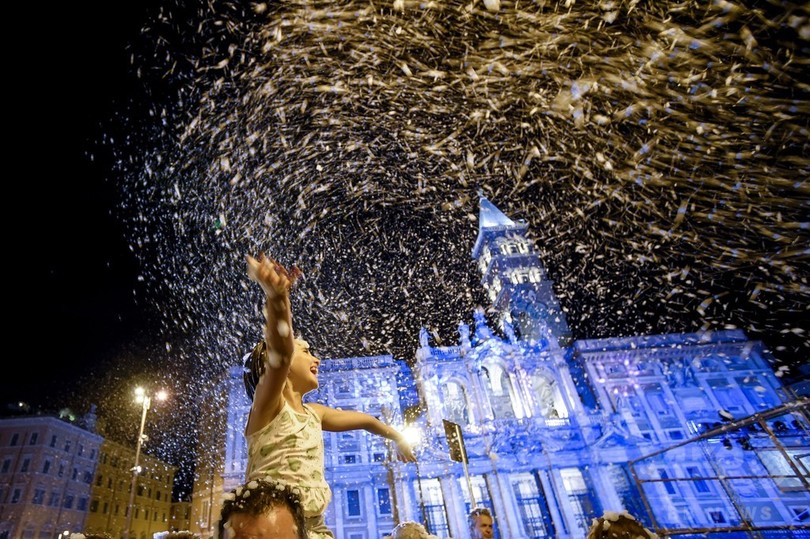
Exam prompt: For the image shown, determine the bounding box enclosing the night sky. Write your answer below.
[7,0,808,500]
[10,4,160,405]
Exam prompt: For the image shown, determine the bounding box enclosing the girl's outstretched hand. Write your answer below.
[246,254,303,297]
[394,438,417,463]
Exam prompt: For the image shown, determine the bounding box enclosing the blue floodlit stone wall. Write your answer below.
[219,199,809,539]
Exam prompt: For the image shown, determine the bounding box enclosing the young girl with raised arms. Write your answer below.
[244,253,417,539]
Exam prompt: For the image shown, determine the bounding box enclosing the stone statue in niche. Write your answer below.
[458,321,471,347]
[667,359,698,387]
[419,326,430,348]
[502,317,518,344]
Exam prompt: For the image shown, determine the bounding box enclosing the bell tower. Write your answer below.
[471,196,571,347]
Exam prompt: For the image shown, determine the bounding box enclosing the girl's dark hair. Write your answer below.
[243,340,266,400]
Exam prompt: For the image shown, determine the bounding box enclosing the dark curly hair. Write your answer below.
[217,478,307,539]
[242,340,266,401]
[586,511,657,539]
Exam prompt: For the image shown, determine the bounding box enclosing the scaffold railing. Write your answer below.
[628,398,810,538]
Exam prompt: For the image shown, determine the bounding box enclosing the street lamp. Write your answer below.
[124,386,167,539]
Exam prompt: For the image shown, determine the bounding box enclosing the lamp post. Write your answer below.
[124,387,167,539]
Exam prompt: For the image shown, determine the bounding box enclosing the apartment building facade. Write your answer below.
[0,410,177,539]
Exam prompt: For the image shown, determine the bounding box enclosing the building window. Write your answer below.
[372,452,385,463]
[507,267,542,285]
[422,479,450,538]
[482,366,516,419]
[444,381,469,425]
[11,488,21,503]
[48,492,60,507]
[78,497,88,511]
[377,488,392,516]
[346,489,362,517]
[560,468,601,536]
[759,449,804,491]
[29,433,38,445]
[90,499,99,512]
[699,358,723,372]
[42,460,51,474]
[342,455,358,464]
[645,386,675,417]
[497,236,530,255]
[605,363,627,377]
[2,459,11,473]
[20,458,30,473]
[708,380,743,414]
[512,474,551,538]
[50,435,57,447]
[791,507,809,522]
[709,510,726,523]
[460,475,491,516]
[687,467,711,494]
[10,433,19,446]
[657,469,677,495]
[32,489,45,505]
[63,494,75,509]
[738,376,778,410]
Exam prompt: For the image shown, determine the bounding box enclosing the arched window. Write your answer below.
[482,365,516,419]
[531,374,568,419]
[444,381,469,424]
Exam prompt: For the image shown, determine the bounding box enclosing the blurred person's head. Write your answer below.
[586,511,657,539]
[468,507,494,539]
[390,521,437,539]
[217,478,307,539]
[163,532,200,539]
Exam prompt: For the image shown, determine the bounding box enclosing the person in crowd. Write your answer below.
[468,506,495,539]
[389,520,438,539]
[586,511,658,538]
[217,477,308,539]
[163,532,201,539]
[243,253,417,538]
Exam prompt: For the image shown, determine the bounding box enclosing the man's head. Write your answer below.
[217,478,307,539]
[586,511,657,539]
[468,507,494,539]
[390,521,437,539]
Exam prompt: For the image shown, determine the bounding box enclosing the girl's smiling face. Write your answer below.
[287,339,320,393]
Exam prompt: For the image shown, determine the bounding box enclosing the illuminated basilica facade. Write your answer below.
[195,198,809,539]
